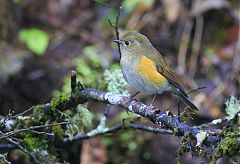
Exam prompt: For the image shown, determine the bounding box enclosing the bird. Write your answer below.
[113,31,198,111]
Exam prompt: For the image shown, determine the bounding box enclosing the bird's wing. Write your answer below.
[143,49,189,98]
[156,64,189,98]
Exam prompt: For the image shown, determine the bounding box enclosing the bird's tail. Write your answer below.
[178,93,198,111]
[171,87,198,111]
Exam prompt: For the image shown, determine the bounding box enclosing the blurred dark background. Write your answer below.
[0,0,239,163]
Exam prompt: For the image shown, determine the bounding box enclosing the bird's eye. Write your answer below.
[124,41,130,46]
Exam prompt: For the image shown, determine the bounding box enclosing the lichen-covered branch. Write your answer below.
[70,88,220,146]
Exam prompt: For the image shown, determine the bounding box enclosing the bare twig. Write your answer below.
[0,131,40,163]
[194,117,229,129]
[0,109,13,127]
[10,106,35,119]
[108,5,122,59]
[128,124,173,134]
[187,86,207,94]
[0,122,78,140]
[0,153,11,164]
[64,120,173,142]
[29,130,54,136]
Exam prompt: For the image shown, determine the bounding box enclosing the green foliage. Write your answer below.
[205,48,215,58]
[74,46,102,87]
[59,105,93,138]
[83,46,101,68]
[94,0,108,4]
[18,28,49,55]
[103,111,149,163]
[53,45,120,97]
[23,133,48,152]
[53,45,103,97]
[12,0,22,4]
[212,125,240,162]
[52,78,71,98]
[123,0,155,13]
[103,69,129,96]
[31,105,52,124]
[50,93,70,111]
[225,96,240,119]
[177,133,192,162]
[103,129,147,164]
[52,124,65,138]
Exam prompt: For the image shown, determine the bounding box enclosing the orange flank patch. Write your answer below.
[137,56,168,85]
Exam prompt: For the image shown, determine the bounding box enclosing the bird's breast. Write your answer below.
[136,56,168,86]
[120,55,170,94]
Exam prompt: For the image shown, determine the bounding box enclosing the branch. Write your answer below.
[64,118,173,142]
[53,87,220,147]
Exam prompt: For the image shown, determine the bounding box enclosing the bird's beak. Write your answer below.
[113,39,124,45]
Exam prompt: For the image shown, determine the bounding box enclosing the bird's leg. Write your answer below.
[131,91,140,99]
[177,100,181,117]
[124,92,140,115]
[150,94,157,106]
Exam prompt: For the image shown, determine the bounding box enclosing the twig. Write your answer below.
[64,120,172,142]
[0,131,40,163]
[108,5,122,58]
[187,86,207,94]
[29,130,54,136]
[128,124,173,134]
[103,4,123,118]
[9,106,35,119]
[0,122,78,140]
[0,109,14,127]
[194,117,229,129]
[0,153,11,164]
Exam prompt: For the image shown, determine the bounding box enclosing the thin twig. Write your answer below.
[29,130,54,136]
[103,4,123,118]
[108,5,122,58]
[0,109,14,127]
[0,122,78,140]
[0,131,40,163]
[64,121,172,142]
[0,153,11,164]
[194,117,229,129]
[10,106,35,119]
[187,86,207,94]
[128,124,173,134]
